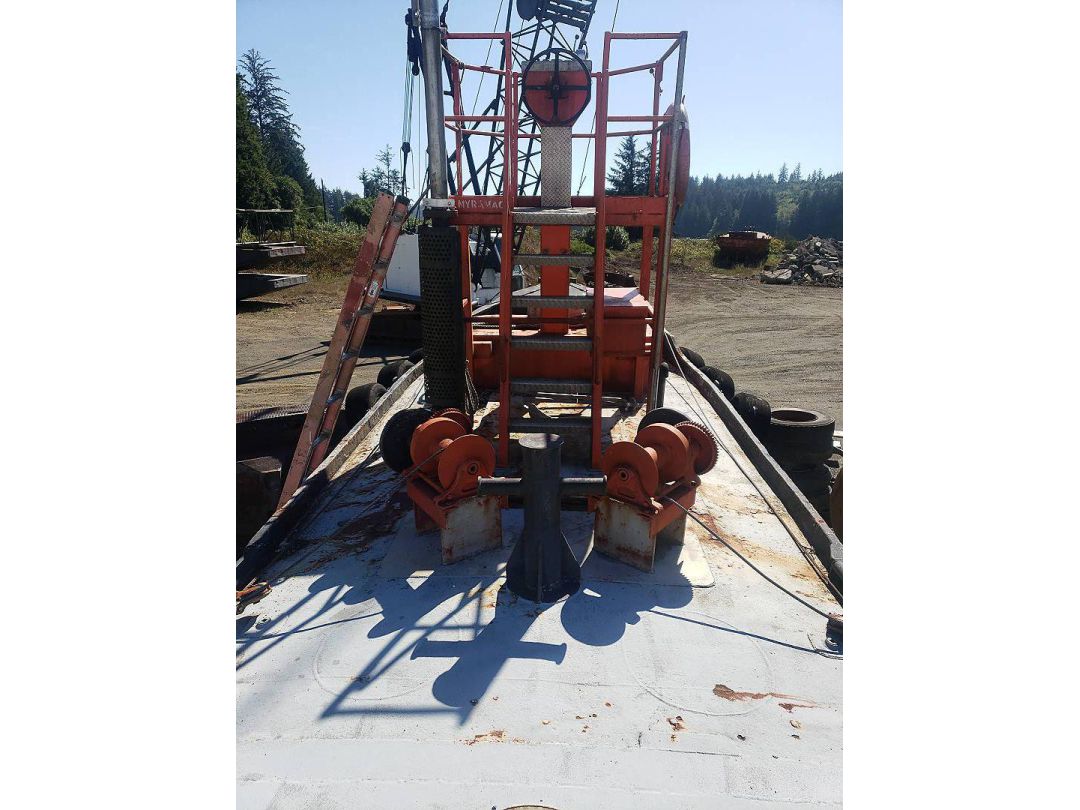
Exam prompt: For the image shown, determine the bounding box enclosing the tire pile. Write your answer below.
[760,236,842,286]
[674,344,840,524]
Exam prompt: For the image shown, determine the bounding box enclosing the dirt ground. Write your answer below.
[237,270,842,427]
[664,269,843,427]
[236,277,416,413]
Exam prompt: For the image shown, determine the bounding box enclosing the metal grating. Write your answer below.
[513,206,596,225]
[418,226,466,410]
[541,126,573,207]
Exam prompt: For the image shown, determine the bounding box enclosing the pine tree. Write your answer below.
[236,74,276,209]
[606,136,642,195]
[238,49,319,212]
[791,162,802,182]
[778,163,788,183]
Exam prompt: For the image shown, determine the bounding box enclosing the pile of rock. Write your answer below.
[761,236,843,286]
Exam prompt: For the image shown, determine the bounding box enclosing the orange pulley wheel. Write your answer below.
[602,440,659,499]
[674,421,719,475]
[635,423,691,482]
[410,417,465,474]
[434,408,471,432]
[436,434,496,490]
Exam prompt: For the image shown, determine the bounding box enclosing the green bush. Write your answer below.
[570,237,593,255]
[342,196,376,228]
[581,225,630,251]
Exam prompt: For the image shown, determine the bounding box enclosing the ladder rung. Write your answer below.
[512,336,593,351]
[514,253,593,268]
[513,206,596,226]
[508,416,592,433]
[511,295,594,309]
[510,378,592,395]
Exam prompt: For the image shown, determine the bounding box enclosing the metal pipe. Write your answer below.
[417,0,449,200]
[647,32,687,409]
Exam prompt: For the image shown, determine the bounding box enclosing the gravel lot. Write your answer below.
[664,269,843,427]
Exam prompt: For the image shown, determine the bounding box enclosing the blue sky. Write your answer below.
[237,0,841,193]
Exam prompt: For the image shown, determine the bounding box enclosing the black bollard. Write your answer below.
[478,434,606,603]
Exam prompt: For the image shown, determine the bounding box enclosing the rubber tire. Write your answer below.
[377,358,413,389]
[408,348,424,364]
[785,462,832,521]
[733,391,771,439]
[679,346,705,370]
[764,408,836,468]
[344,382,386,422]
[380,407,434,472]
[700,365,735,401]
[639,407,692,430]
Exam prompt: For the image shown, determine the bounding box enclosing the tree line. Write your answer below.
[604,136,842,241]
[675,161,843,240]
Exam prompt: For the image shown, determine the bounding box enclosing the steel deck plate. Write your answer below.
[237,375,842,808]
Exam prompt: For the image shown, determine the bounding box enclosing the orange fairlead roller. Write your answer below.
[674,421,718,475]
[635,423,691,482]
[437,434,496,491]
[409,417,465,475]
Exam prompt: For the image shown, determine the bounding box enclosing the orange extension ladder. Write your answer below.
[278,193,409,506]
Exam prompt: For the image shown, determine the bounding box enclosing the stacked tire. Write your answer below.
[761,408,836,522]
[673,338,838,524]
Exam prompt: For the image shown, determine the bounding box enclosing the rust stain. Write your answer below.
[713,683,817,708]
[323,484,411,549]
[463,729,506,746]
[666,715,687,732]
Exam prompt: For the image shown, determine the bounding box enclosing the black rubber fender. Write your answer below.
[764,408,836,468]
[678,346,705,370]
[638,407,693,430]
[732,391,771,439]
[377,358,414,388]
[344,382,387,422]
[380,407,434,472]
[700,365,735,401]
[784,462,832,522]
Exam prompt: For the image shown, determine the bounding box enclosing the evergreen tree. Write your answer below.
[359,147,403,197]
[778,162,789,183]
[791,162,802,182]
[236,74,276,209]
[606,136,646,195]
[238,49,319,212]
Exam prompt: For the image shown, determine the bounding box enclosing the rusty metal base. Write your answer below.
[438,495,502,565]
[593,497,690,572]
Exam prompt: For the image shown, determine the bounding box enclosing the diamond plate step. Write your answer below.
[508,416,592,432]
[511,336,593,351]
[514,253,594,267]
[513,206,596,226]
[511,294,594,309]
[510,378,593,395]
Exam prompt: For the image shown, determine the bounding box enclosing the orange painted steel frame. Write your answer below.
[440,30,688,467]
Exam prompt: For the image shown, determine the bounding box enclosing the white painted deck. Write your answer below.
[237,375,842,808]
